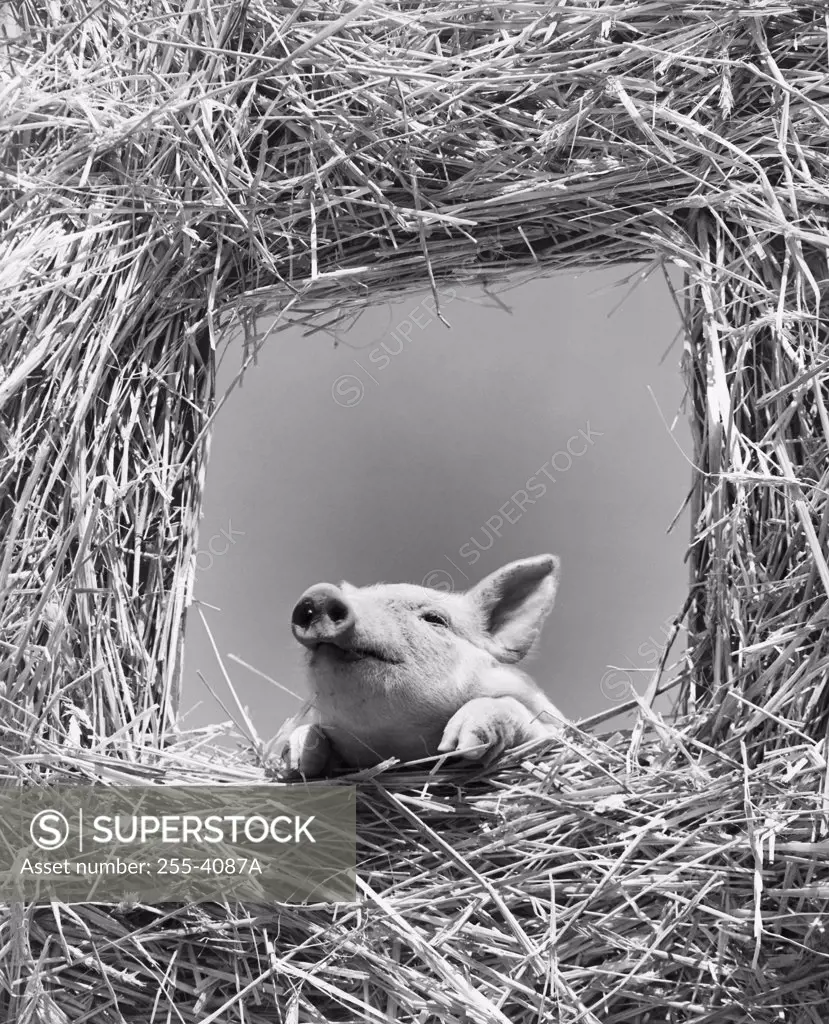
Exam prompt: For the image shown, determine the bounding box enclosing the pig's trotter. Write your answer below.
[438,696,561,762]
[281,723,332,778]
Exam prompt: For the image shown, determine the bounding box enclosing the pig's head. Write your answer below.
[290,555,561,731]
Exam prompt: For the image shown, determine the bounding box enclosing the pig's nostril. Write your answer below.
[291,597,318,631]
[325,596,350,624]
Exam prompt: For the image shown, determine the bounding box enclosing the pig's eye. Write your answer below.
[421,611,449,627]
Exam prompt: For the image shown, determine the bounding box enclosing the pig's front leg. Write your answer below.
[281,723,333,778]
[438,696,563,762]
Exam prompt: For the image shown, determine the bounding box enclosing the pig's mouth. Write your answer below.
[309,640,401,665]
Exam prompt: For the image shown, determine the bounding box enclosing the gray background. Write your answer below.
[181,266,691,740]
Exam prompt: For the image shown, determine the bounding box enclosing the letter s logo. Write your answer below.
[331,374,364,407]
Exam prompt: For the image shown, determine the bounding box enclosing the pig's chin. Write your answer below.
[309,641,400,665]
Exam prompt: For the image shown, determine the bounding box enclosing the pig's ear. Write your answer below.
[468,555,560,663]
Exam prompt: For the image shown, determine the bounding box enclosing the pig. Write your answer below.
[279,554,566,777]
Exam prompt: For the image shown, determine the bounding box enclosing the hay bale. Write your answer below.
[1,1,828,1020]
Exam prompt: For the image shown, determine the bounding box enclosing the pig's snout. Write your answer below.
[291,583,356,649]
